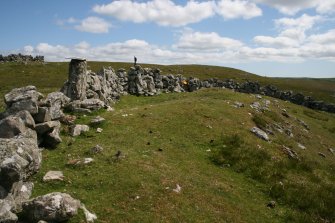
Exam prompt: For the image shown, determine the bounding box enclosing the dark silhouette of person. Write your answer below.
[134,56,137,66]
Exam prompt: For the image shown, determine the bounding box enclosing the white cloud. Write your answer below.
[215,0,262,19]
[275,14,322,31]
[254,14,323,48]
[253,36,299,47]
[316,1,335,14]
[307,29,335,44]
[175,30,243,51]
[253,0,335,15]
[74,17,111,33]
[93,0,215,27]
[23,45,34,54]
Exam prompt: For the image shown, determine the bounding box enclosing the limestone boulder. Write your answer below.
[42,92,70,120]
[0,110,35,139]
[10,181,34,213]
[22,192,81,222]
[4,85,44,115]
[35,121,62,148]
[70,124,89,137]
[0,135,41,190]
[250,127,270,141]
[0,199,18,223]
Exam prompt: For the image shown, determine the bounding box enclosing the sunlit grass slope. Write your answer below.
[30,89,335,223]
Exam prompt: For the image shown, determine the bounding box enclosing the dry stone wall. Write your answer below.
[59,59,335,114]
[0,54,44,63]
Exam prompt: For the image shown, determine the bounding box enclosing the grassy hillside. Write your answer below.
[0,62,335,222]
[30,89,335,222]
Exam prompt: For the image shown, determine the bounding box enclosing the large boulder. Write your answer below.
[4,85,44,115]
[0,110,35,139]
[22,192,81,222]
[0,199,18,223]
[10,181,34,213]
[41,92,70,120]
[70,124,89,137]
[250,127,270,141]
[35,121,62,148]
[0,133,41,190]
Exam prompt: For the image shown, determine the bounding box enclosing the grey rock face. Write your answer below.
[70,124,89,137]
[250,127,270,141]
[10,181,34,213]
[0,111,35,139]
[42,92,70,120]
[33,107,51,124]
[0,135,41,190]
[35,121,62,148]
[0,199,18,223]
[4,85,44,115]
[62,59,88,101]
[22,192,81,222]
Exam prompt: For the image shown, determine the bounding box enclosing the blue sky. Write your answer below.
[1,0,335,77]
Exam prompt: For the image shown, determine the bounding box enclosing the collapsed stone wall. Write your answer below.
[0,53,44,63]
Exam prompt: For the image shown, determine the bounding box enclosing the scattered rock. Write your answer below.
[90,116,105,125]
[267,200,276,208]
[233,101,244,108]
[250,102,262,111]
[297,119,309,130]
[282,146,299,160]
[83,158,94,164]
[70,124,89,137]
[328,148,335,155]
[43,171,64,182]
[281,109,290,118]
[318,152,326,158]
[250,127,269,141]
[173,184,182,193]
[91,145,104,154]
[81,204,97,223]
[297,143,306,150]
[96,128,103,133]
[106,106,114,112]
[22,192,81,222]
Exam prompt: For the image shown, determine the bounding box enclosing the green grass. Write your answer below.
[0,62,335,222]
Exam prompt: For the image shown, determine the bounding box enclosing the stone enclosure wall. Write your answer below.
[61,59,335,114]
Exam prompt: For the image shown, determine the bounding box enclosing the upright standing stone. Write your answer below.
[63,58,87,100]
